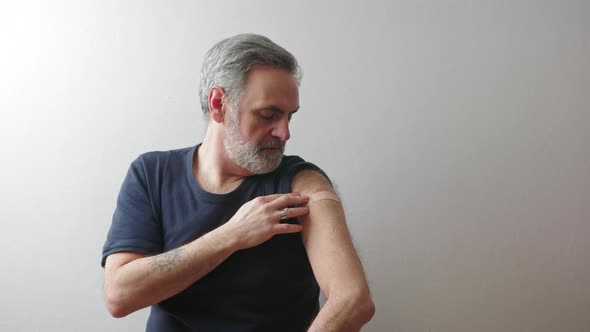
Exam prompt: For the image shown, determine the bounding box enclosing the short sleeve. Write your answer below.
[101,156,163,267]
[276,156,332,194]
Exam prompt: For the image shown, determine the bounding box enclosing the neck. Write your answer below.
[194,124,252,194]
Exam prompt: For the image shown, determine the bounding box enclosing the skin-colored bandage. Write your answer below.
[309,191,341,204]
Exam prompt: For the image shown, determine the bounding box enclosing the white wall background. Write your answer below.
[1,1,589,331]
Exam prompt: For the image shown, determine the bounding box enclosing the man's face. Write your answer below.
[224,66,299,174]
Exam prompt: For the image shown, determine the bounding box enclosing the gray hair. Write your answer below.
[198,33,302,118]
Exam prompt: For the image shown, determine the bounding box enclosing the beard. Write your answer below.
[224,111,285,174]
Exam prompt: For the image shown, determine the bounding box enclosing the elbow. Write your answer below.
[107,306,128,319]
[106,303,130,319]
[343,291,375,327]
[104,285,133,318]
[356,293,376,324]
[365,297,376,322]
[327,290,375,327]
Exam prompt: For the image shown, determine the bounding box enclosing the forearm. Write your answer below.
[307,293,375,332]
[104,193,308,318]
[105,227,237,317]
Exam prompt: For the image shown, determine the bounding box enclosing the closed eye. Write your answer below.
[253,105,299,122]
[258,112,276,121]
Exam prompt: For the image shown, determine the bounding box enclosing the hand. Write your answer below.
[219,193,310,251]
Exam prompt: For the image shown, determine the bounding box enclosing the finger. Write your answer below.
[275,206,309,220]
[268,194,309,209]
[259,192,301,204]
[273,223,303,235]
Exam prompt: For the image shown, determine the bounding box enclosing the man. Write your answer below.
[102,33,375,331]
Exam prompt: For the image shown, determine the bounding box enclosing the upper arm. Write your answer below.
[105,252,147,272]
[292,169,370,298]
[103,252,147,288]
[102,157,162,268]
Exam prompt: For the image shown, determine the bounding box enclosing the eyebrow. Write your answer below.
[253,105,300,114]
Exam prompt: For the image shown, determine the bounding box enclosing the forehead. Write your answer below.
[239,66,299,111]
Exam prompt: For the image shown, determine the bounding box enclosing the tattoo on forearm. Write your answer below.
[150,248,183,272]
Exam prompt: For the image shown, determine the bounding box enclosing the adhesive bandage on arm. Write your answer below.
[308,191,341,204]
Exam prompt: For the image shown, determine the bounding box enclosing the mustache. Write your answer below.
[258,140,285,150]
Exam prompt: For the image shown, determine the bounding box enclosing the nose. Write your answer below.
[271,119,291,141]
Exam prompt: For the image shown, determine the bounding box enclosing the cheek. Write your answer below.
[237,128,262,144]
[239,117,273,142]
[248,125,273,141]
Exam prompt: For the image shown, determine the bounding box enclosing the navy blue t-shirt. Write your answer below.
[102,144,327,331]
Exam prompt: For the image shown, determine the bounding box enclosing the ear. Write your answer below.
[208,86,226,123]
